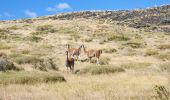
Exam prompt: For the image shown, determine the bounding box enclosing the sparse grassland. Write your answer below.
[0,14,169,100]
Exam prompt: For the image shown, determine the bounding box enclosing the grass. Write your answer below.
[76,65,125,75]
[145,48,159,56]
[0,71,66,85]
[121,62,151,70]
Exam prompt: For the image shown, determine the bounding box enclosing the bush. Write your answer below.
[0,29,10,39]
[158,44,170,50]
[76,65,125,75]
[36,25,56,33]
[103,48,117,53]
[157,53,170,61]
[107,34,130,41]
[99,57,110,65]
[0,71,66,85]
[33,58,58,71]
[145,49,158,56]
[27,35,43,42]
[123,39,146,48]
[0,57,20,71]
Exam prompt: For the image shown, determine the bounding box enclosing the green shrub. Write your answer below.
[76,65,125,75]
[107,34,130,41]
[145,49,158,56]
[0,71,66,85]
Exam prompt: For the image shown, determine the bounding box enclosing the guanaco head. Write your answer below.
[65,51,69,56]
[66,44,70,50]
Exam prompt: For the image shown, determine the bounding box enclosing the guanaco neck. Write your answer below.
[67,44,70,50]
[66,52,69,61]
[83,46,88,54]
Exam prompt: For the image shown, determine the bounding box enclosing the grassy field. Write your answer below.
[0,16,170,100]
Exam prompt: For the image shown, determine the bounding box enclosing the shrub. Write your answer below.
[145,49,158,56]
[0,57,20,71]
[27,35,43,42]
[0,71,66,85]
[0,29,10,39]
[99,57,110,65]
[76,65,125,75]
[0,44,12,50]
[157,53,170,61]
[154,85,169,100]
[36,25,56,34]
[33,58,58,71]
[158,44,170,50]
[21,50,30,54]
[107,34,130,41]
[103,48,117,53]
[123,39,146,48]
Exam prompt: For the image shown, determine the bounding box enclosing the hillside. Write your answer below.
[40,5,170,33]
[0,5,170,100]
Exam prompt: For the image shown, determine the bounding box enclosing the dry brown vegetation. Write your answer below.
[0,6,170,100]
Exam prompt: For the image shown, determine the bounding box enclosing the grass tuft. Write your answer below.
[158,44,170,50]
[76,65,125,75]
[0,71,66,85]
[145,49,158,56]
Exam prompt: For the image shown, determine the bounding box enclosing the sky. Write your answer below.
[0,0,170,20]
